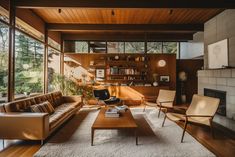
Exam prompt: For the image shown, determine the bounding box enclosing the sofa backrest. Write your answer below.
[3,91,64,112]
[50,91,63,107]
[4,98,36,112]
[34,93,55,107]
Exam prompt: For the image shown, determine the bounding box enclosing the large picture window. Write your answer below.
[0,22,9,103]
[125,42,145,53]
[15,31,44,98]
[48,47,60,92]
[163,42,178,54]
[107,42,124,53]
[147,42,162,53]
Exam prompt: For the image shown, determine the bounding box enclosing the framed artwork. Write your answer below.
[96,69,105,78]
[160,75,170,82]
[208,39,228,69]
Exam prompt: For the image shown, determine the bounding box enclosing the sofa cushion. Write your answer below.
[4,98,36,112]
[30,101,55,114]
[34,94,55,107]
[49,104,75,129]
[51,91,63,107]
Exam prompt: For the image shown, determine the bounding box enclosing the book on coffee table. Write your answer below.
[105,108,120,118]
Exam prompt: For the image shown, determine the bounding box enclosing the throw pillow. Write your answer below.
[30,101,55,114]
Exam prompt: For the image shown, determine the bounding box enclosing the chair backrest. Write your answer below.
[93,89,110,100]
[186,94,220,116]
[157,89,176,107]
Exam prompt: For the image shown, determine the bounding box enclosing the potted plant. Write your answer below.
[0,86,7,97]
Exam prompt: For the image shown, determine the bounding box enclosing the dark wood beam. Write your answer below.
[8,0,16,101]
[47,24,203,32]
[44,24,48,93]
[15,0,235,8]
[62,33,193,41]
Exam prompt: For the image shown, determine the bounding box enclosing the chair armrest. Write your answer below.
[0,112,49,140]
[142,96,157,102]
[185,115,213,118]
[159,101,174,104]
[63,95,83,103]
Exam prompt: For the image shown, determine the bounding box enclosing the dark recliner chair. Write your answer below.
[93,89,121,106]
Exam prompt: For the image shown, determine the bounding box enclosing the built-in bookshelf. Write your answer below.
[64,53,176,89]
[90,54,149,83]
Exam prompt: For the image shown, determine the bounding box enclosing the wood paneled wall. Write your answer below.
[176,59,203,104]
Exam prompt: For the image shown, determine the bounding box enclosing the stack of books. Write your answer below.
[105,108,120,118]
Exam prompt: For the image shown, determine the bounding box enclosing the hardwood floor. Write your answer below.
[0,107,234,157]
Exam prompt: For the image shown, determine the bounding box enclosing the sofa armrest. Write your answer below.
[63,95,83,103]
[0,112,49,140]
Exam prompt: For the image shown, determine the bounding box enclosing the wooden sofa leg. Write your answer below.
[181,121,188,143]
[162,114,167,127]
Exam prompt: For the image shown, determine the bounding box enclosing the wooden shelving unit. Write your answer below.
[104,55,149,83]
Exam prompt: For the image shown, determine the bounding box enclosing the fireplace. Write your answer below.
[204,88,226,116]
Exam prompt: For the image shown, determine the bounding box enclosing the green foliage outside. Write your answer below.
[14,31,44,94]
[52,74,93,99]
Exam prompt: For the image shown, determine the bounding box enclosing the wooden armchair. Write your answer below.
[162,94,220,143]
[142,89,176,118]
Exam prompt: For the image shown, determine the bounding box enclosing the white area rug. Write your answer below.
[34,108,215,157]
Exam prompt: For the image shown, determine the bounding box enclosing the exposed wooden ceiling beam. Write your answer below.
[62,33,193,41]
[15,0,235,8]
[47,24,203,32]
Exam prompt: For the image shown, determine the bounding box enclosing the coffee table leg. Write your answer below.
[91,128,95,146]
[135,129,138,145]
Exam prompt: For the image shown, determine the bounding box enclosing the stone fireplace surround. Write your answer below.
[198,69,235,132]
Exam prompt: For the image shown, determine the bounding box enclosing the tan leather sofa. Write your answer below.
[0,91,83,144]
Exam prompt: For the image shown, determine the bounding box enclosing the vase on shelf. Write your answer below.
[152,73,158,86]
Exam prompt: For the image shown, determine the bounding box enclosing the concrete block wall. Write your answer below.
[198,69,235,131]
[204,9,235,69]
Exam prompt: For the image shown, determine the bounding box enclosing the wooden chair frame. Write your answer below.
[162,113,215,143]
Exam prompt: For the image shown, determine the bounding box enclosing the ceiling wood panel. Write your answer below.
[33,8,223,24]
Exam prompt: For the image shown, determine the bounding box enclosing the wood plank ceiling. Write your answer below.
[32,8,223,40]
[34,8,222,24]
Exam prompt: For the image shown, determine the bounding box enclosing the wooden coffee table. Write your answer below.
[91,108,138,146]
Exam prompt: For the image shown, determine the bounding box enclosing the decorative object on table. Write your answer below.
[152,73,158,86]
[115,105,128,112]
[160,75,170,82]
[96,69,105,79]
[178,71,187,103]
[105,108,120,117]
